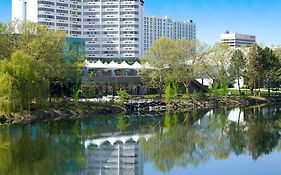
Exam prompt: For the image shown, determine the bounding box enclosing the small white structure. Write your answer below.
[85,60,153,77]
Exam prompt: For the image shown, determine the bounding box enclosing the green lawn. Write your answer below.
[227,88,281,96]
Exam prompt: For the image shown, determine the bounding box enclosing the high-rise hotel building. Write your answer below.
[143,16,196,52]
[12,0,144,61]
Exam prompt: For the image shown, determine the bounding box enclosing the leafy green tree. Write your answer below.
[245,43,263,95]
[164,84,174,104]
[174,39,207,93]
[259,47,280,96]
[229,49,246,95]
[0,51,48,116]
[0,22,15,59]
[141,37,178,96]
[8,21,82,101]
[205,43,232,93]
[117,89,129,107]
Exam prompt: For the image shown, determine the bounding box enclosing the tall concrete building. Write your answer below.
[143,16,196,53]
[220,32,256,48]
[12,0,144,61]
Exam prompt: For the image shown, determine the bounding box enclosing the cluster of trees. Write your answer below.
[141,37,207,96]
[141,37,281,97]
[0,21,83,116]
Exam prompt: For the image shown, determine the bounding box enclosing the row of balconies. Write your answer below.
[86,54,138,58]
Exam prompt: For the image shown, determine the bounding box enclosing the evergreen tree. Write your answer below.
[229,49,246,95]
[245,43,262,95]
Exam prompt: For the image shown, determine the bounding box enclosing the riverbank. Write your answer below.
[2,95,281,125]
[125,95,281,113]
[1,101,124,125]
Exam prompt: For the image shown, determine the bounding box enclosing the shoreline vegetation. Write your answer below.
[1,94,281,125]
[1,22,281,125]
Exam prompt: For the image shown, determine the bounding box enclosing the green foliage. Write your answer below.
[118,116,129,131]
[205,43,232,81]
[211,83,220,97]
[0,21,83,115]
[191,92,206,101]
[117,89,129,107]
[83,72,95,98]
[0,51,48,116]
[164,77,179,103]
[73,86,83,107]
[141,37,207,96]
[229,49,246,94]
[164,84,174,103]
[245,43,262,94]
[220,78,229,97]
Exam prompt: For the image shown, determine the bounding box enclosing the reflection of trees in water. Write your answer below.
[0,121,86,175]
[141,105,281,173]
[248,121,280,160]
[0,105,281,174]
[141,124,209,173]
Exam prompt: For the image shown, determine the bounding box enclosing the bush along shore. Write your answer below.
[125,95,281,113]
[0,101,124,125]
[1,95,281,125]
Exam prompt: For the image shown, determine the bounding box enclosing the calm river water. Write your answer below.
[1,104,281,175]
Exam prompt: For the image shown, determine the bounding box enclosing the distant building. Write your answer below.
[143,16,196,53]
[220,32,256,48]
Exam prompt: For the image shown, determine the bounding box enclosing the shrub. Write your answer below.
[117,89,129,107]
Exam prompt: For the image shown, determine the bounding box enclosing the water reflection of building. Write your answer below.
[81,134,151,175]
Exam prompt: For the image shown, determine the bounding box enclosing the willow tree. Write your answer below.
[4,21,83,101]
[0,51,48,116]
[0,23,15,59]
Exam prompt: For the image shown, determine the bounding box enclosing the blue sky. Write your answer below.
[1,0,281,45]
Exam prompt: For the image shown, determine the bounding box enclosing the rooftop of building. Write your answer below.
[145,15,194,24]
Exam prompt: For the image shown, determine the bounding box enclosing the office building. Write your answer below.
[143,16,196,52]
[220,32,256,48]
[12,0,144,61]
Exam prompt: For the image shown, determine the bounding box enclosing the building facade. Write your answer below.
[143,16,196,53]
[12,0,144,61]
[220,32,256,48]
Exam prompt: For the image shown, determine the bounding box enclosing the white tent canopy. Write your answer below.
[130,61,143,70]
[86,60,107,69]
[119,61,132,69]
[107,60,119,69]
[85,60,154,70]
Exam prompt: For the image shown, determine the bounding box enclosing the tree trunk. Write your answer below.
[159,70,163,98]
[258,79,261,96]
[238,79,241,95]
[268,78,271,97]
[183,82,190,95]
[253,80,256,96]
[238,109,242,125]
[49,88,52,103]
